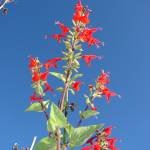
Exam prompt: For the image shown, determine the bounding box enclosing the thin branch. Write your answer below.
[0,0,11,10]
[30,136,37,150]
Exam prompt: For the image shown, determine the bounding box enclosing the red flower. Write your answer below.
[93,143,101,150]
[82,55,97,66]
[88,37,103,48]
[30,94,43,102]
[51,34,65,43]
[73,0,90,24]
[46,57,62,69]
[79,28,98,41]
[102,87,117,103]
[78,28,103,47]
[107,138,118,150]
[79,11,90,24]
[55,21,70,34]
[72,81,82,91]
[75,0,83,12]
[51,22,69,42]
[40,72,49,81]
[29,56,38,69]
[32,71,40,82]
[44,82,53,92]
[103,126,113,136]
[97,71,110,85]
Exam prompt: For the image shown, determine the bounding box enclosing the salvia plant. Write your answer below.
[24,0,120,150]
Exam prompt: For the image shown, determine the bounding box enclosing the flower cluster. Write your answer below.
[28,56,62,102]
[82,126,118,150]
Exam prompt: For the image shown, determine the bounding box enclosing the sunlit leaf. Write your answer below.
[25,100,50,112]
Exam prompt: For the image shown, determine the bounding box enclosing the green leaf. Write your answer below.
[67,124,104,148]
[71,74,83,81]
[25,100,50,112]
[80,110,100,119]
[74,59,80,67]
[49,72,66,82]
[34,137,56,150]
[56,87,64,92]
[47,103,67,132]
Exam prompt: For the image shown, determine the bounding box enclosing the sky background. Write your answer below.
[0,0,149,149]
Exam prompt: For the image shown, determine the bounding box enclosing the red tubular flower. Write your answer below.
[79,28,98,41]
[93,142,101,150]
[78,28,103,47]
[88,37,103,48]
[79,11,90,24]
[30,94,43,102]
[29,56,38,69]
[75,0,83,12]
[46,57,62,68]
[40,72,49,81]
[51,22,69,42]
[32,71,40,82]
[107,138,118,150]
[72,81,82,91]
[102,87,117,103]
[55,21,70,34]
[82,55,97,66]
[97,71,110,85]
[73,0,90,24]
[51,34,65,43]
[44,82,53,92]
[103,126,113,136]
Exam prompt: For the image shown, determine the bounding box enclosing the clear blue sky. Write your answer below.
[0,0,149,149]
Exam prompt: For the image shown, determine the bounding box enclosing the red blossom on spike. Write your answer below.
[102,87,117,103]
[30,94,43,102]
[75,0,83,12]
[32,71,40,82]
[103,126,113,136]
[51,22,69,42]
[29,56,38,69]
[82,55,97,66]
[79,11,90,24]
[97,71,110,85]
[88,37,103,48]
[51,34,65,43]
[46,57,62,68]
[40,72,49,81]
[44,82,53,92]
[72,81,82,91]
[93,143,101,150]
[78,28,103,47]
[107,138,118,150]
[55,21,70,34]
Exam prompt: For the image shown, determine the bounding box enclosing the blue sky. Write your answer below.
[0,0,149,149]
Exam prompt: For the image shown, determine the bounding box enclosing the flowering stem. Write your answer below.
[39,101,52,137]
